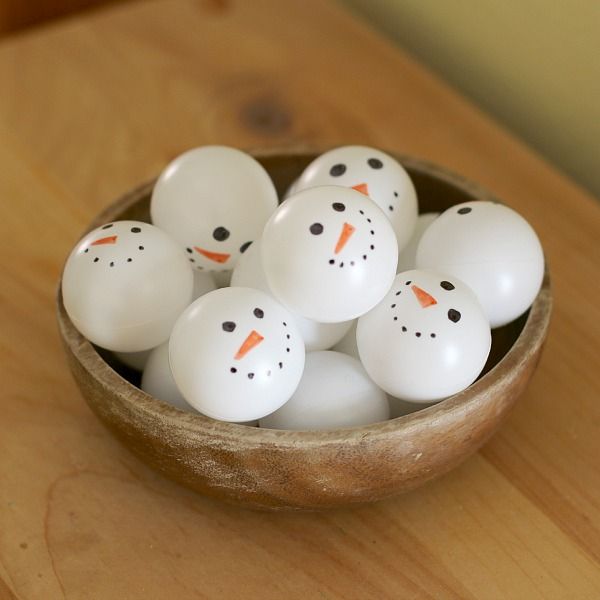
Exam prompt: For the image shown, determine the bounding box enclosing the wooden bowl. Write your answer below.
[57,149,552,511]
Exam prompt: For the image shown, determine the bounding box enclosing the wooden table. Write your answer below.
[1,1,599,597]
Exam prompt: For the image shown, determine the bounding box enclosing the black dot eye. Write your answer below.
[448,309,461,323]
[368,158,383,169]
[457,207,472,215]
[130,226,141,233]
[222,321,236,332]
[101,223,113,230]
[440,281,455,291]
[240,241,252,254]
[330,163,346,177]
[213,226,230,241]
[332,202,345,212]
[253,308,264,319]
[309,223,324,235]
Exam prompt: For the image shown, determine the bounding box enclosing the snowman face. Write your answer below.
[261,186,398,323]
[150,146,278,272]
[295,146,418,251]
[416,201,545,328]
[356,269,491,402]
[169,287,305,422]
[61,220,193,352]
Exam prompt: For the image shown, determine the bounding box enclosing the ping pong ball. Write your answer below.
[294,146,418,251]
[416,201,544,328]
[259,351,389,430]
[150,146,278,272]
[169,287,305,422]
[357,269,491,402]
[62,220,193,352]
[261,186,398,322]
[231,239,354,350]
[141,342,196,412]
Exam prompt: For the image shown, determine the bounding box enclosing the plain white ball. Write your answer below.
[416,201,544,328]
[62,220,193,352]
[396,212,439,272]
[141,343,196,412]
[261,186,398,322]
[357,269,491,403]
[294,146,418,251]
[259,351,389,430]
[150,146,278,272]
[169,287,305,422]
[231,239,353,350]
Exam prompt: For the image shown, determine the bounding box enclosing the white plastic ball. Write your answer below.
[169,287,305,422]
[357,269,491,403]
[62,221,193,352]
[231,239,353,350]
[396,212,439,272]
[294,146,418,251]
[261,186,398,322]
[150,146,278,272]
[259,351,389,430]
[141,343,196,412]
[416,201,544,328]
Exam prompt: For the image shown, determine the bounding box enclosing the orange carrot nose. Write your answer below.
[194,247,231,264]
[234,330,264,360]
[351,183,369,196]
[334,222,356,254]
[91,235,117,246]
[411,285,437,308]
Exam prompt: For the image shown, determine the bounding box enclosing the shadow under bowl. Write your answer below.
[57,149,552,511]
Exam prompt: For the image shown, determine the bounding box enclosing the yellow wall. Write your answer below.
[344,0,600,198]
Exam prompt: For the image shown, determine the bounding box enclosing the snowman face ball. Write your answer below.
[416,201,544,328]
[357,269,491,402]
[169,287,305,422]
[294,146,418,251]
[62,221,193,352]
[150,146,278,272]
[261,186,398,322]
[231,239,353,350]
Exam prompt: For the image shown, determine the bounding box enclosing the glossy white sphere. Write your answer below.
[62,221,193,352]
[294,146,418,251]
[262,186,398,322]
[416,201,544,328]
[259,351,389,430]
[396,212,439,272]
[231,239,353,350]
[169,287,305,422]
[141,343,196,412]
[357,269,491,403]
[150,146,278,272]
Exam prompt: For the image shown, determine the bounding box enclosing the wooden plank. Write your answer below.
[0,0,599,597]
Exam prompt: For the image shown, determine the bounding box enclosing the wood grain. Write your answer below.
[0,0,599,597]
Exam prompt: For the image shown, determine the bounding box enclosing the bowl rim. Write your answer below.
[57,149,553,448]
